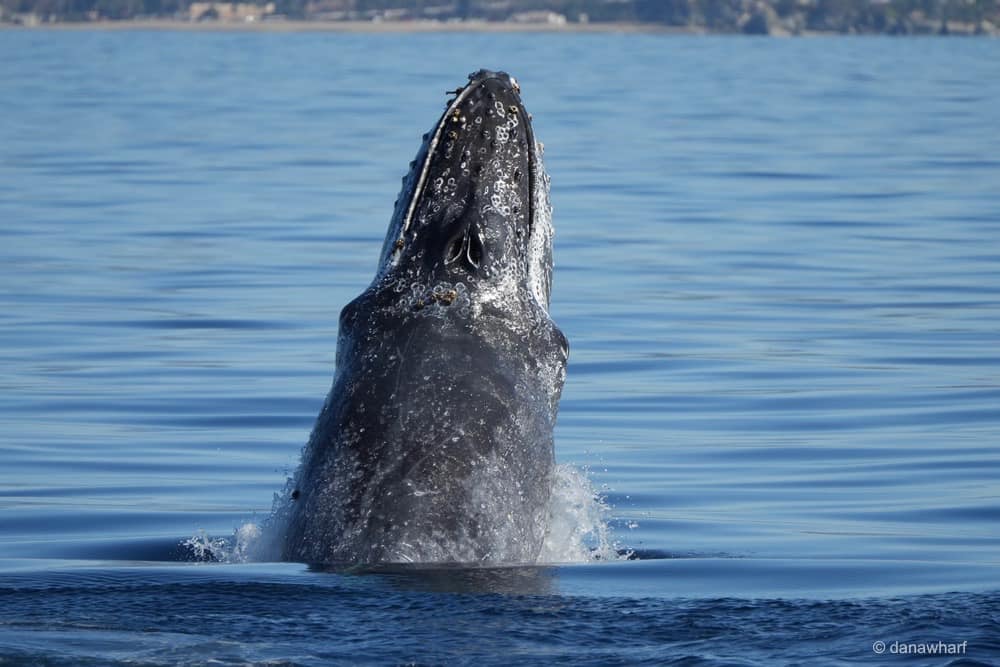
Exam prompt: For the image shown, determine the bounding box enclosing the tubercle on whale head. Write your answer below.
[375,69,555,312]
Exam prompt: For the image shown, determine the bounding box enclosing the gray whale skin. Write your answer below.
[281,70,567,565]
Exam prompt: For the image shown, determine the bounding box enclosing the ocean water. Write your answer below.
[1,30,999,665]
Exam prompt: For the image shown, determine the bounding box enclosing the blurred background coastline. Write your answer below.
[3,0,999,36]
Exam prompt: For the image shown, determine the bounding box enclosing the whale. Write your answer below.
[280,70,567,565]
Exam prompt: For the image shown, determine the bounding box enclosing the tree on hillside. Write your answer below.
[636,0,695,25]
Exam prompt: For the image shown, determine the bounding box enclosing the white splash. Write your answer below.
[183,520,274,564]
[186,463,626,565]
[539,463,624,563]
[181,530,227,561]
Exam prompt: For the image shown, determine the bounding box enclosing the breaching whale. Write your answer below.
[281,70,567,565]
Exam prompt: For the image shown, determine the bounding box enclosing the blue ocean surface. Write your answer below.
[1,30,999,665]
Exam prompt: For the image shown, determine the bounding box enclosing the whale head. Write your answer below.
[375,70,554,311]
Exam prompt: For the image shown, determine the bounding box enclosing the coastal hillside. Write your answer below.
[2,0,998,34]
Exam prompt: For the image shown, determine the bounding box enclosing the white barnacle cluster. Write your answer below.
[458,150,473,178]
[432,172,459,198]
[493,102,519,145]
[487,174,521,219]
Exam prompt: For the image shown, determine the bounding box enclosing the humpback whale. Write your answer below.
[281,70,567,565]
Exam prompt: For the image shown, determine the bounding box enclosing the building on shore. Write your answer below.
[509,11,567,25]
[188,2,276,22]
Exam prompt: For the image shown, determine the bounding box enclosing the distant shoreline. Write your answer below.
[1,19,703,33]
[3,17,996,36]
